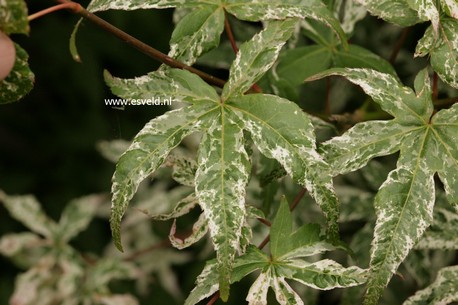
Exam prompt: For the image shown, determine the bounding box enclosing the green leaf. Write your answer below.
[231,245,269,283]
[104,68,220,104]
[405,0,440,32]
[69,19,83,63]
[0,0,28,34]
[58,195,105,243]
[355,0,424,26]
[224,0,347,46]
[87,0,212,12]
[184,260,219,305]
[334,45,398,77]
[271,274,304,305]
[195,108,251,301]
[228,94,340,239]
[274,45,333,87]
[111,104,218,251]
[169,7,225,65]
[270,197,293,258]
[0,44,34,104]
[0,191,57,239]
[221,19,297,100]
[403,266,458,305]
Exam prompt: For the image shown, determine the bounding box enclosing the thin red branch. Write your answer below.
[28,3,80,21]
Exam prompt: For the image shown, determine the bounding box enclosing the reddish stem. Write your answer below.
[432,72,439,100]
[28,3,81,21]
[389,27,411,64]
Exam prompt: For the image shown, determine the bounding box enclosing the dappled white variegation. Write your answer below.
[309,68,458,305]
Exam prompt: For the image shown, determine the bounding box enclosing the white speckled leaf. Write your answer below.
[87,0,213,12]
[111,104,218,251]
[166,153,198,187]
[228,94,340,240]
[308,68,432,124]
[364,130,436,305]
[58,195,105,242]
[224,0,347,45]
[246,270,271,305]
[321,121,416,176]
[0,0,28,34]
[169,213,208,249]
[403,266,458,305]
[221,19,297,100]
[272,276,304,305]
[289,259,368,290]
[104,68,219,105]
[334,0,367,34]
[431,103,458,207]
[416,208,458,249]
[195,108,251,301]
[184,260,219,305]
[169,7,224,66]
[406,0,440,32]
[354,0,424,26]
[149,194,199,220]
[0,191,57,239]
[441,0,458,19]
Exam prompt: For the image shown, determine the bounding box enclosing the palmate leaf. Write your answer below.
[403,266,458,305]
[308,68,458,305]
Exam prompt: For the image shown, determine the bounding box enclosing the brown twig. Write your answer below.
[389,27,412,64]
[28,3,79,21]
[54,0,227,88]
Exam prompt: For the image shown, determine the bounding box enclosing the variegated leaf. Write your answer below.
[87,0,212,12]
[224,0,347,45]
[320,121,417,176]
[168,7,224,66]
[0,232,42,259]
[58,195,105,243]
[403,266,458,305]
[221,19,297,100]
[96,295,139,305]
[195,108,251,301]
[334,0,367,34]
[111,104,218,251]
[405,0,440,33]
[147,194,199,220]
[169,213,208,249]
[355,0,424,26]
[289,259,367,290]
[432,103,458,207]
[0,191,57,239]
[364,130,436,305]
[104,68,220,105]
[307,68,432,124]
[228,94,339,239]
[184,260,219,305]
[0,0,28,34]
[246,270,271,305]
[165,152,198,187]
[416,208,458,249]
[271,276,304,305]
[441,0,458,19]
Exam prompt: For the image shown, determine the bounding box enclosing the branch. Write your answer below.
[54,0,227,88]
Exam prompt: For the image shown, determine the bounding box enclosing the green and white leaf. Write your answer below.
[195,109,251,301]
[0,191,57,239]
[420,20,458,89]
[224,0,347,45]
[0,44,34,104]
[403,266,458,305]
[110,103,217,251]
[228,94,340,240]
[96,295,139,305]
[406,0,440,32]
[148,194,199,220]
[184,260,219,305]
[0,0,28,34]
[355,0,424,26]
[168,7,224,66]
[104,68,219,105]
[221,19,297,100]
[58,195,105,243]
[97,139,131,163]
[333,0,367,34]
[416,208,458,249]
[169,213,208,249]
[87,0,211,12]
[165,152,198,187]
[441,0,458,19]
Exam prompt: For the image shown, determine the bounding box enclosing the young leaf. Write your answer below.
[403,266,458,305]
[221,19,297,100]
[168,7,225,65]
[195,109,251,301]
[308,68,458,305]
[110,103,218,251]
[227,94,340,240]
[270,197,293,258]
[169,213,208,249]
